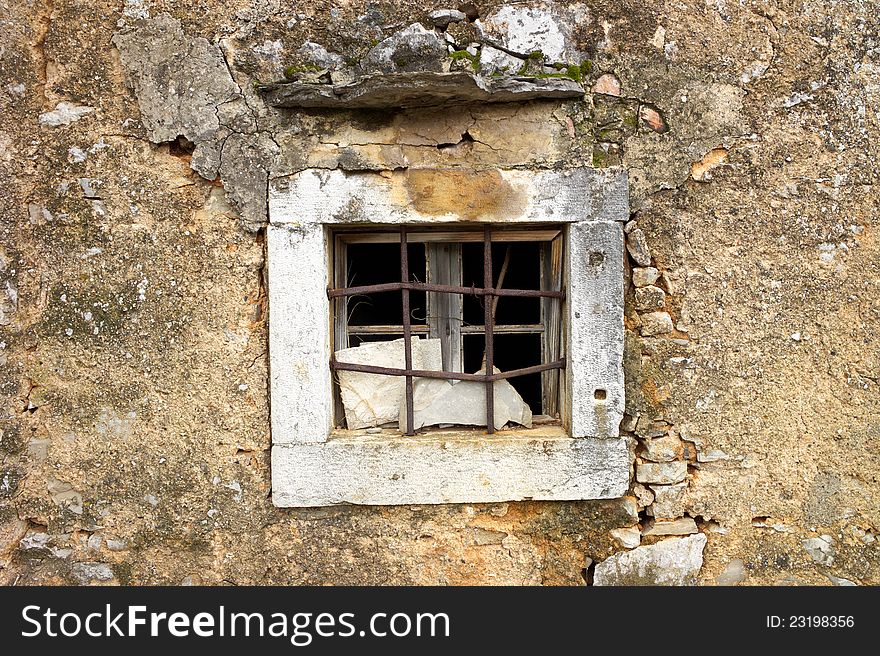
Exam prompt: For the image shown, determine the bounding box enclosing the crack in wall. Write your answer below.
[31,0,56,107]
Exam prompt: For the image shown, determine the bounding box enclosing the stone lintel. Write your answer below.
[260,71,584,109]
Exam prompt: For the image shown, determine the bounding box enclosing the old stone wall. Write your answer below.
[0,0,877,585]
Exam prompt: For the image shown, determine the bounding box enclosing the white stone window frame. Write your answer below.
[268,167,630,507]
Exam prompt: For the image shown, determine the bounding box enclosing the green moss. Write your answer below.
[565,64,582,81]
[528,50,545,60]
[596,127,624,141]
[449,49,481,72]
[282,63,323,80]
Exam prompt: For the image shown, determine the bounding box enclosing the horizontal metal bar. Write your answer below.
[330,359,565,382]
[329,281,565,299]
[346,324,544,335]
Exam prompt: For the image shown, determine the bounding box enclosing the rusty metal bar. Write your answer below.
[483,226,495,434]
[328,281,564,299]
[330,359,566,383]
[347,324,544,335]
[400,226,415,436]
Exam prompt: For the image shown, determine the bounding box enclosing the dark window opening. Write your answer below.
[346,242,427,326]
[330,226,565,435]
[463,333,543,412]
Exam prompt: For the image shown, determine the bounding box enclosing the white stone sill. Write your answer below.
[271,431,629,507]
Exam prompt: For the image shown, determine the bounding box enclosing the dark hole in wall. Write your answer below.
[437,131,475,151]
[458,3,480,21]
[346,243,427,326]
[582,560,596,585]
[461,241,541,325]
[168,135,196,157]
[463,333,542,414]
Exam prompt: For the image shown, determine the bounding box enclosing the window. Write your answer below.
[268,167,630,507]
[330,226,565,434]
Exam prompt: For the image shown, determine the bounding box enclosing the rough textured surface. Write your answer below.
[267,224,331,445]
[261,71,585,109]
[270,167,628,225]
[113,14,281,231]
[594,534,707,586]
[273,432,629,507]
[269,166,627,502]
[1,0,878,585]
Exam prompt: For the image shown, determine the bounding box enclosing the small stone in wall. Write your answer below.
[639,104,668,133]
[360,23,448,74]
[650,482,687,519]
[634,285,666,311]
[593,534,707,586]
[716,558,748,585]
[640,311,673,337]
[632,266,660,288]
[296,41,349,73]
[625,228,651,266]
[472,527,507,546]
[691,147,728,181]
[611,527,641,549]
[826,574,857,586]
[642,434,683,462]
[38,102,95,127]
[632,483,655,509]
[592,73,621,96]
[48,478,83,514]
[802,535,835,566]
[70,562,115,584]
[642,517,698,536]
[636,461,687,485]
[429,9,467,28]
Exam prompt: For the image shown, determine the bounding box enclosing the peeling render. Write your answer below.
[113,14,281,231]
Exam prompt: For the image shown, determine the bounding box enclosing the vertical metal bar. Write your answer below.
[401,226,415,436]
[483,226,495,434]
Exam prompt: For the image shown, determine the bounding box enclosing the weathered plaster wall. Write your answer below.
[1,0,877,585]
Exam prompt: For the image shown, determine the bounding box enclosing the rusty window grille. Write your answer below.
[328,225,566,436]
